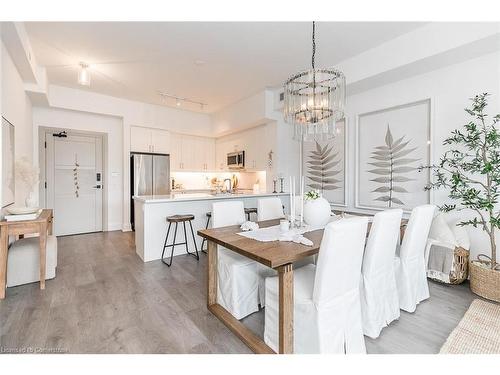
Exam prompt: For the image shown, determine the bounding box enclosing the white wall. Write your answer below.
[343,51,500,260]
[1,41,33,208]
[33,107,123,231]
[41,84,213,230]
[211,91,269,136]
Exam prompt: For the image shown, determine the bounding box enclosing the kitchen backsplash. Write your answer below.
[171,171,267,192]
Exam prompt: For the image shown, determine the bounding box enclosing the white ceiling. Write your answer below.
[25,22,425,113]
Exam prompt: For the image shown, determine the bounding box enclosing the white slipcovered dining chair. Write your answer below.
[360,209,403,339]
[257,197,285,221]
[212,201,261,319]
[256,197,284,307]
[394,204,436,313]
[264,217,369,353]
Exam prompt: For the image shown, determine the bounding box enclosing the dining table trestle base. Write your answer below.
[205,238,293,354]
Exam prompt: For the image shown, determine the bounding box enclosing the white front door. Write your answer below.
[46,133,103,236]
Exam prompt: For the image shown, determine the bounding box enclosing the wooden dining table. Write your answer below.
[199,218,325,354]
[198,213,408,354]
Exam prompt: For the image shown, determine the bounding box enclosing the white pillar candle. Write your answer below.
[290,176,295,227]
[300,176,304,226]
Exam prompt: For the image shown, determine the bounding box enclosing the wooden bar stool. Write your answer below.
[200,212,211,254]
[161,214,199,267]
[244,207,257,221]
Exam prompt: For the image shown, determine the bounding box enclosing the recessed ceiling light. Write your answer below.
[78,62,90,86]
[194,60,206,66]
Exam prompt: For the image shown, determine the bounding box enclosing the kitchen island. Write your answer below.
[133,192,289,262]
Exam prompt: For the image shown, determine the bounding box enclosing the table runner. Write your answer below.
[238,215,369,242]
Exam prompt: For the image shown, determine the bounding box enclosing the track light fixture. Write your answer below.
[158,91,207,110]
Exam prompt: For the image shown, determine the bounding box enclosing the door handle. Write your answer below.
[93,185,102,189]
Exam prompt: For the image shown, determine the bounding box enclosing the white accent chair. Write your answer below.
[212,201,260,320]
[360,209,403,338]
[7,235,58,287]
[264,217,369,353]
[424,212,470,284]
[257,197,285,221]
[395,204,435,313]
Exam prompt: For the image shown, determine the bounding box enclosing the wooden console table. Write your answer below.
[0,209,53,299]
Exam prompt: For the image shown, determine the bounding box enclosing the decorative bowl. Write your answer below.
[5,206,40,215]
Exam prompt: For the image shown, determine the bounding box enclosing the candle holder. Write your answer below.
[272,179,278,194]
[279,177,285,193]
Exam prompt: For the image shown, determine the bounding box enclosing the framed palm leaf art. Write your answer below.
[355,100,431,211]
[303,119,346,206]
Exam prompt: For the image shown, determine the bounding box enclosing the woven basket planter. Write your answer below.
[469,259,500,303]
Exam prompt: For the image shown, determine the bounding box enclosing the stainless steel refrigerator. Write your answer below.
[130,152,170,230]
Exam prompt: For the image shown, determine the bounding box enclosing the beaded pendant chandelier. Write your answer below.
[283,22,346,141]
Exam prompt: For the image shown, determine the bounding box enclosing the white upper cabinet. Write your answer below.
[130,126,170,154]
[170,133,216,172]
[130,126,152,153]
[170,132,183,170]
[151,128,170,154]
[215,125,270,172]
[203,138,216,171]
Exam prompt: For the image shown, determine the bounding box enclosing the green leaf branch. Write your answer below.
[422,93,500,269]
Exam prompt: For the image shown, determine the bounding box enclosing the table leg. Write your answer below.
[207,241,217,306]
[48,213,53,235]
[278,263,294,354]
[0,227,8,299]
[39,223,47,290]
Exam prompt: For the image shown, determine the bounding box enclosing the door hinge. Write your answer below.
[45,181,47,189]
[44,141,47,148]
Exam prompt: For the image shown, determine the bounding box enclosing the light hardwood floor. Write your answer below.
[0,231,475,354]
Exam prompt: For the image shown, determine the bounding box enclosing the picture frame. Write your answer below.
[302,118,347,207]
[355,99,431,212]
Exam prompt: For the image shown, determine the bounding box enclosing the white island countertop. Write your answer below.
[133,191,290,262]
[133,192,288,204]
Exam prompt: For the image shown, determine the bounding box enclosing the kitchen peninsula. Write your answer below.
[133,192,289,262]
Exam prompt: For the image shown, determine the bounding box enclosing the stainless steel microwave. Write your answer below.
[227,151,245,169]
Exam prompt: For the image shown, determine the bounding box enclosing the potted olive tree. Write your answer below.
[424,93,499,302]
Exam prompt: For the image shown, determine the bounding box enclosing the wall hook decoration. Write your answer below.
[268,150,273,168]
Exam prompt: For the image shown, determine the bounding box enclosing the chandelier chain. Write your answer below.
[311,21,316,70]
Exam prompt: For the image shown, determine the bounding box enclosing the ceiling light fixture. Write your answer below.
[78,62,91,86]
[158,91,207,111]
[283,22,346,141]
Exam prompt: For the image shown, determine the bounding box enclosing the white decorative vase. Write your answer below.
[25,191,37,208]
[303,197,331,226]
